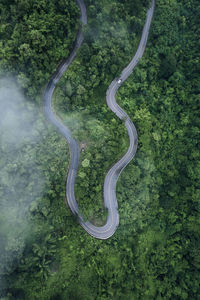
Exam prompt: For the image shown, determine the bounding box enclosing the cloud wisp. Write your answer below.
[0,78,44,294]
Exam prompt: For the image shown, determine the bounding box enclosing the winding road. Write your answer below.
[43,0,155,239]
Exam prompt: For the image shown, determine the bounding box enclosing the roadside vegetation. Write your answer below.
[0,0,199,299]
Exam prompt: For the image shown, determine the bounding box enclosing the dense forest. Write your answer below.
[0,0,200,299]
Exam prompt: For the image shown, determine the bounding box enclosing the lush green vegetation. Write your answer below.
[0,0,79,97]
[0,0,200,299]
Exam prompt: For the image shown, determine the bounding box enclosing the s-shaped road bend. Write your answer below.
[43,0,155,239]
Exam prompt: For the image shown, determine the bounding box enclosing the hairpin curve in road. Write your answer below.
[43,0,155,239]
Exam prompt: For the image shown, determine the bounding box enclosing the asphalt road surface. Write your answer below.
[43,0,155,239]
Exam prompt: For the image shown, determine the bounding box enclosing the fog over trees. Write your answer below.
[0,0,199,299]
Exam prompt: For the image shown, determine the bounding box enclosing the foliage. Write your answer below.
[0,0,79,98]
[0,0,200,299]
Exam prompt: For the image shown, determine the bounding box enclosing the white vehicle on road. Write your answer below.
[117,79,122,84]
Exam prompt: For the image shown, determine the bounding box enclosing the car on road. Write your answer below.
[118,79,122,84]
